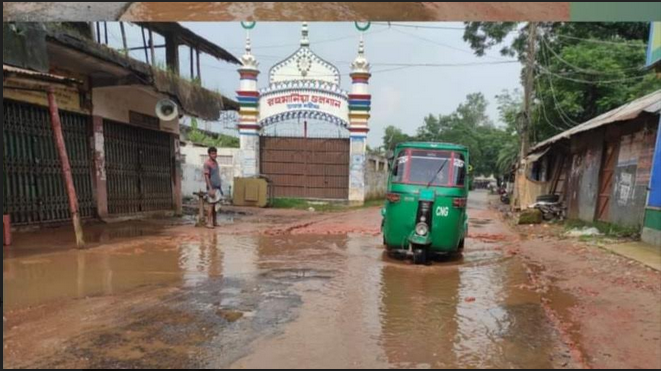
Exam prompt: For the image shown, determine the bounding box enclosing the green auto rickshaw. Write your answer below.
[381,142,470,265]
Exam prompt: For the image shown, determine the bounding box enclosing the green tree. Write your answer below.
[494,89,523,174]
[415,93,499,176]
[367,145,385,156]
[382,92,535,178]
[464,22,660,143]
[383,125,413,151]
[188,118,239,148]
[534,36,659,140]
[455,92,493,128]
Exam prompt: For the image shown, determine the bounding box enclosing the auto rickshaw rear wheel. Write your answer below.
[452,239,466,258]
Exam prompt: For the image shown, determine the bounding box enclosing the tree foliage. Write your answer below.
[382,23,658,178]
[382,93,519,178]
[463,22,660,143]
[188,118,239,148]
[382,125,414,152]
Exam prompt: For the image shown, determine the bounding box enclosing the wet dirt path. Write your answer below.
[230,194,575,369]
[4,192,577,369]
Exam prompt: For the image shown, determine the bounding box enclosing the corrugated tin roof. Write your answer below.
[3,64,81,85]
[530,90,661,153]
[44,30,240,116]
[134,22,241,65]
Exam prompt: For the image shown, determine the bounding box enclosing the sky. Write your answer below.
[106,22,523,147]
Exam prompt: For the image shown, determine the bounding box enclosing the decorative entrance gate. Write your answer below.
[235,22,373,202]
[260,137,350,199]
[3,100,96,225]
[103,120,174,215]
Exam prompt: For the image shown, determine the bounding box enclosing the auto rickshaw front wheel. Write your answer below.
[412,247,428,265]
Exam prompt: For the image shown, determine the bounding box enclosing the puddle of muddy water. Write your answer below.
[470,218,493,229]
[4,221,576,369]
[227,236,575,369]
[4,221,175,259]
[378,241,572,368]
[2,232,350,311]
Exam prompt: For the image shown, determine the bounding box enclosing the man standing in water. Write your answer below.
[204,147,223,229]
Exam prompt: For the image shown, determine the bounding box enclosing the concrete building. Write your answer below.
[519,91,660,242]
[3,22,239,226]
[643,22,661,246]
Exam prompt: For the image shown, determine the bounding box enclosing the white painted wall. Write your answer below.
[93,86,179,134]
[180,143,240,199]
[269,48,340,85]
[365,155,389,201]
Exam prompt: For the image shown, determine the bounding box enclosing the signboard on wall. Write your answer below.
[129,111,160,130]
[647,22,661,69]
[637,130,657,185]
[649,119,661,208]
[3,76,85,113]
[259,90,349,127]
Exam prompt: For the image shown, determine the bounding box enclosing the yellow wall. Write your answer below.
[3,76,87,114]
[514,163,552,209]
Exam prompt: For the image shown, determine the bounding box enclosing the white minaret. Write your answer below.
[237,29,261,177]
[348,34,372,204]
[300,21,310,47]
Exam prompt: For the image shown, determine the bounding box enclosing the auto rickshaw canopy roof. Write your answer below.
[395,142,469,153]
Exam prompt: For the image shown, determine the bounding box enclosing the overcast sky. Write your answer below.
[109,22,523,147]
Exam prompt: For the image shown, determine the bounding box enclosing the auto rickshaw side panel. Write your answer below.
[383,191,419,250]
[429,192,466,253]
[384,184,467,253]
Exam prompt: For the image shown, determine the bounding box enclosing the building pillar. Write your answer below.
[173,136,183,216]
[164,32,180,75]
[642,118,661,247]
[3,215,11,247]
[237,32,261,178]
[349,134,368,204]
[348,38,371,205]
[92,116,109,219]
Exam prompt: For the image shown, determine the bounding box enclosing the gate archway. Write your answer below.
[235,22,372,202]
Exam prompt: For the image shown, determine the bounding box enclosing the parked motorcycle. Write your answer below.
[532,199,566,221]
[498,187,511,205]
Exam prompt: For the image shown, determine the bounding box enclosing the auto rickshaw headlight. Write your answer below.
[415,223,429,236]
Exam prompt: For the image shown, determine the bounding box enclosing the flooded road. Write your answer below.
[4,192,577,369]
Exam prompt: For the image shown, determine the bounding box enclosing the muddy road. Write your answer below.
[3,191,660,369]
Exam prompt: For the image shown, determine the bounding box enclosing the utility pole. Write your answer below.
[513,22,537,210]
[119,22,128,55]
[47,87,85,248]
[521,22,537,161]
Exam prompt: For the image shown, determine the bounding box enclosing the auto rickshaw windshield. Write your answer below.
[392,149,467,187]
